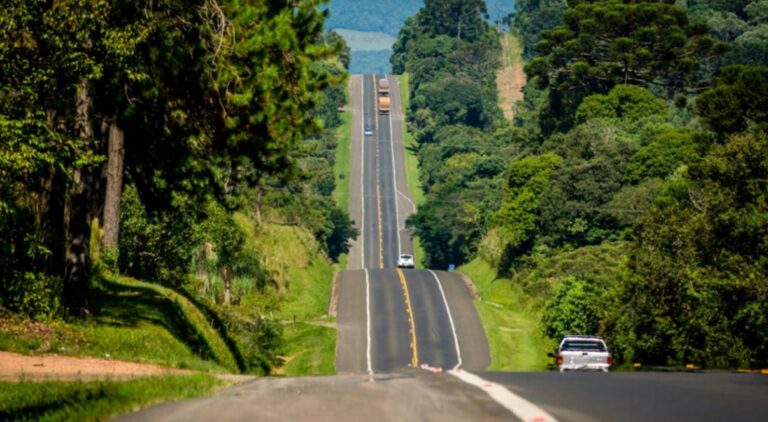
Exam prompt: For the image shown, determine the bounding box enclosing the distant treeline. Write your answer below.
[397,0,768,368]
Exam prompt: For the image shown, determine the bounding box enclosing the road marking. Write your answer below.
[376,129,384,270]
[428,270,462,370]
[448,369,559,422]
[396,268,418,367]
[397,190,416,212]
[359,76,365,269]
[387,75,402,258]
[364,268,372,374]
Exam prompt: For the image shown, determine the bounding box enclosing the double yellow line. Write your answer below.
[371,74,418,367]
[396,268,419,367]
[375,124,384,270]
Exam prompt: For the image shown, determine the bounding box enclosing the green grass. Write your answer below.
[278,322,336,376]
[244,220,337,375]
[0,275,238,373]
[397,73,426,269]
[0,374,225,421]
[459,258,554,371]
[333,111,352,210]
[397,73,425,207]
[281,256,335,321]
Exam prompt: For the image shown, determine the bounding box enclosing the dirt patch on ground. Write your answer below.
[497,34,526,121]
[0,351,189,382]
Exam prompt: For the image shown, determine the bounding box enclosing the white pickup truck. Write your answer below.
[552,335,613,372]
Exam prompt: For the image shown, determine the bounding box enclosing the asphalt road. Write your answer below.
[114,75,768,422]
[337,74,490,373]
[114,370,514,422]
[480,371,768,422]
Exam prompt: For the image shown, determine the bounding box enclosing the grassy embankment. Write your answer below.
[459,258,553,371]
[0,374,225,421]
[396,73,426,269]
[333,111,352,217]
[0,273,241,420]
[0,274,237,373]
[266,107,355,376]
[460,241,627,371]
[229,212,337,377]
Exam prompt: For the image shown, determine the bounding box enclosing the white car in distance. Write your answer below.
[397,254,414,269]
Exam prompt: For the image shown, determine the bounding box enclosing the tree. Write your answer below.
[611,131,768,367]
[509,0,568,58]
[542,276,600,340]
[526,0,723,133]
[491,153,562,267]
[576,85,667,124]
[418,0,490,42]
[696,65,768,135]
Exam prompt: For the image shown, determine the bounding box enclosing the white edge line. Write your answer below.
[387,74,402,255]
[397,190,416,212]
[365,268,372,375]
[360,76,366,270]
[448,370,559,422]
[428,270,462,370]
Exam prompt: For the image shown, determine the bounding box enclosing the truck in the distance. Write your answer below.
[379,96,390,114]
[378,77,389,96]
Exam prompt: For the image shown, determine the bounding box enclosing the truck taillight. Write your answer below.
[607,356,613,365]
[556,354,563,365]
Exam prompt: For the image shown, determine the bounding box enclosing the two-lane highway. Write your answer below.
[337,74,490,373]
[361,74,401,269]
[115,73,768,422]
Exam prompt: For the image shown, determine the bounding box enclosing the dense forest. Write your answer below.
[0,0,355,373]
[398,0,768,368]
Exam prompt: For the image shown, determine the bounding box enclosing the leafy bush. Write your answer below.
[541,276,600,340]
[118,185,195,286]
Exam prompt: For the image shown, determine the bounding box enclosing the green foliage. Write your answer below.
[117,185,195,286]
[418,0,490,42]
[609,132,768,367]
[576,85,667,124]
[696,65,768,135]
[492,154,562,268]
[395,3,505,268]
[459,257,555,371]
[507,0,567,58]
[624,128,699,183]
[541,276,600,340]
[279,322,336,376]
[690,1,768,67]
[526,0,723,133]
[0,374,224,421]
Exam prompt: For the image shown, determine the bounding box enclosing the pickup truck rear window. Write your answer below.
[561,341,606,352]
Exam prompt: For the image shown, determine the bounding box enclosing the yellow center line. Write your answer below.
[396,268,419,368]
[376,129,383,270]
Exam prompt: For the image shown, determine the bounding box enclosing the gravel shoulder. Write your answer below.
[0,350,189,382]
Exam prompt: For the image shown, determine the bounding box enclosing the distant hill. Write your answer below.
[326,0,516,74]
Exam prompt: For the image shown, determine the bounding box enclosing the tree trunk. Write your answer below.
[102,122,125,249]
[38,110,67,276]
[221,266,232,306]
[196,242,214,293]
[64,77,96,315]
[255,187,262,224]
